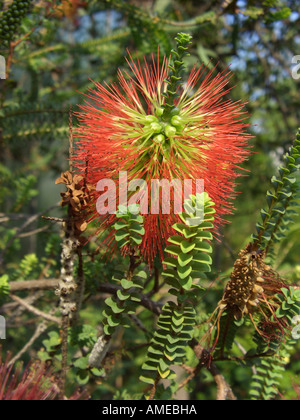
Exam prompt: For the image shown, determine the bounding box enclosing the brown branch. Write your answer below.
[9,279,58,292]
[0,213,34,223]
[42,216,65,223]
[179,344,237,400]
[218,0,237,16]
[0,203,60,267]
[98,282,163,316]
[5,24,40,80]
[148,374,160,401]
[8,317,51,367]
[71,246,85,326]
[8,279,162,315]
[209,363,237,401]
[178,362,203,390]
[9,294,61,324]
[59,314,69,400]
[17,226,50,238]
[0,291,44,319]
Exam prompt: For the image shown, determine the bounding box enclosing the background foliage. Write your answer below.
[0,0,300,400]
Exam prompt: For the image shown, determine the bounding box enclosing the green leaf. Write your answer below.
[168,235,184,246]
[139,375,156,385]
[130,234,143,245]
[106,314,120,328]
[178,252,193,267]
[117,289,131,301]
[165,245,181,256]
[115,230,130,242]
[179,276,194,290]
[120,279,134,289]
[163,256,178,268]
[114,221,129,230]
[73,356,89,370]
[180,240,196,254]
[177,265,192,279]
[105,297,125,313]
[172,223,187,235]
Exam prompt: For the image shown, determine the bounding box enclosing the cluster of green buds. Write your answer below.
[142,108,185,145]
[0,0,31,45]
[138,33,192,154]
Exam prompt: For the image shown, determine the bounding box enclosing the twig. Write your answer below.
[5,22,43,79]
[59,314,69,400]
[71,247,85,326]
[17,226,49,238]
[1,291,44,319]
[9,294,61,324]
[8,317,51,367]
[0,203,60,267]
[218,0,237,15]
[0,213,34,223]
[128,313,148,334]
[42,216,65,223]
[153,267,159,293]
[8,279,163,315]
[179,343,237,400]
[178,362,203,390]
[9,279,58,292]
[209,363,237,401]
[68,106,73,173]
[148,374,160,401]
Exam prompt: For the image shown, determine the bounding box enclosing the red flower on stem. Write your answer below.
[0,354,88,400]
[0,355,57,400]
[74,34,251,264]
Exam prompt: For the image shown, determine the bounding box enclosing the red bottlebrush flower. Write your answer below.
[74,37,250,264]
[0,355,57,400]
[0,354,88,401]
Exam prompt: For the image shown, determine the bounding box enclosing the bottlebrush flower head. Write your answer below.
[0,354,88,400]
[0,355,57,400]
[74,33,251,264]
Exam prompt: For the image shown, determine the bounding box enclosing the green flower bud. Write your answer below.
[171,115,183,127]
[150,122,162,134]
[153,134,165,144]
[165,124,177,138]
[145,115,158,124]
[169,107,180,118]
[156,107,164,117]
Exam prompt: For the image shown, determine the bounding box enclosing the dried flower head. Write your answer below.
[217,243,292,342]
[56,170,95,233]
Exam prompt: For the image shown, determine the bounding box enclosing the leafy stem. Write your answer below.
[253,130,300,251]
[162,32,192,120]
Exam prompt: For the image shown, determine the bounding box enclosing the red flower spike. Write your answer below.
[0,355,57,401]
[0,354,88,401]
[74,52,251,265]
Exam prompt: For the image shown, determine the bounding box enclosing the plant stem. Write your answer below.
[162,32,192,120]
[148,374,160,401]
[59,314,69,400]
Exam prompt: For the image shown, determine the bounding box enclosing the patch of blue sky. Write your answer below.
[73,10,123,43]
